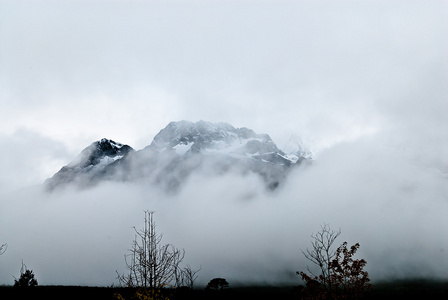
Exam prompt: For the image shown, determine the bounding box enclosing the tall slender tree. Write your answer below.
[117,211,185,289]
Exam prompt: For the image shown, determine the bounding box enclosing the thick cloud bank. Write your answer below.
[1,133,447,286]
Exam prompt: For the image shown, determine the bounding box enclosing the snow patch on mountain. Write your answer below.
[173,142,193,155]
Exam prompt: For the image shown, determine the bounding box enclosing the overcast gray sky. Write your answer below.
[0,0,447,286]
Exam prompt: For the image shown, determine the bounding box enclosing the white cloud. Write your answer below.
[0,130,71,192]
[1,135,447,286]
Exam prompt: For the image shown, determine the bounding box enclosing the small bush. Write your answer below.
[14,262,38,288]
[205,278,229,291]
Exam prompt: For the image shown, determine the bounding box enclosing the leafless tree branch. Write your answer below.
[117,211,185,289]
[301,224,341,290]
[0,243,7,256]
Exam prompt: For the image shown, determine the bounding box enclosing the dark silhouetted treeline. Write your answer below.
[1,280,448,300]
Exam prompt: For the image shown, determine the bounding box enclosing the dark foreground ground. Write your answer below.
[1,280,448,300]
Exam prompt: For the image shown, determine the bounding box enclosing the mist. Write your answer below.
[1,0,447,288]
[1,131,447,286]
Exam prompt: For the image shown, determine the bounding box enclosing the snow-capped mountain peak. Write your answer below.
[149,120,241,150]
[148,120,280,158]
[45,121,311,192]
[67,138,133,169]
[280,135,314,163]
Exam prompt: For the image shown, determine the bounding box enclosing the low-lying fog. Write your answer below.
[1,134,447,286]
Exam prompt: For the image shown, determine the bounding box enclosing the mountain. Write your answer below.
[45,121,310,192]
[45,139,134,190]
[149,120,293,164]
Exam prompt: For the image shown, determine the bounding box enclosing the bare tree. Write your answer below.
[173,264,202,289]
[117,211,185,289]
[181,265,202,290]
[300,223,341,294]
[297,224,371,299]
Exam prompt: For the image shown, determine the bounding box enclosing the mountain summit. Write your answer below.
[45,139,134,190]
[148,121,293,164]
[45,121,310,192]
[68,138,134,168]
